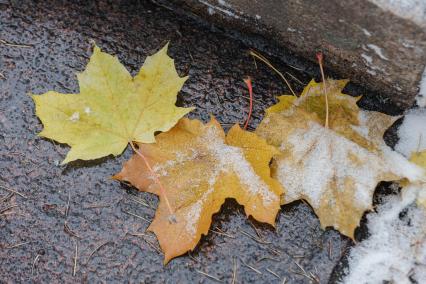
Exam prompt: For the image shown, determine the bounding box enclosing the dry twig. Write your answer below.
[31,254,40,275]
[240,258,262,275]
[73,242,78,276]
[266,268,281,279]
[232,257,237,284]
[0,39,32,48]
[210,227,236,239]
[195,270,223,283]
[123,210,150,223]
[0,205,17,214]
[0,184,27,198]
[64,222,81,239]
[85,241,112,264]
[6,241,30,249]
[249,50,296,96]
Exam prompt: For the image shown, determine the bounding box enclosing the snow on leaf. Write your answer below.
[32,44,193,164]
[114,117,283,263]
[256,79,424,238]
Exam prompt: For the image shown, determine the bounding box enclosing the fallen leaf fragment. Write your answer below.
[114,117,283,263]
[394,108,426,207]
[32,44,193,163]
[407,148,426,210]
[409,152,426,208]
[411,151,426,170]
[256,79,424,238]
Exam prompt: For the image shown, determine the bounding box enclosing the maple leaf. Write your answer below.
[114,117,283,263]
[32,44,193,163]
[410,151,426,170]
[408,153,426,209]
[256,79,424,238]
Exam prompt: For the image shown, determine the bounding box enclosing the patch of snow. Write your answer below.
[255,14,261,20]
[368,0,426,28]
[351,111,370,138]
[395,108,426,157]
[183,124,279,235]
[184,164,219,235]
[361,52,389,75]
[198,0,240,19]
[342,184,426,284]
[69,112,80,122]
[203,126,277,206]
[217,0,231,8]
[417,67,426,107]
[401,41,416,49]
[361,28,372,37]
[287,27,296,32]
[185,180,216,235]
[366,69,377,76]
[366,44,389,61]
[381,145,425,181]
[152,149,199,177]
[185,198,203,235]
[361,53,373,64]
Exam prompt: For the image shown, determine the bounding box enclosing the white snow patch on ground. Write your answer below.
[217,0,231,8]
[361,53,373,64]
[366,44,389,60]
[369,0,426,27]
[417,67,426,107]
[395,108,426,157]
[342,185,426,284]
[198,0,240,19]
[361,28,372,37]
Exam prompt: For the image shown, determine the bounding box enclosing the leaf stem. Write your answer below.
[316,52,329,128]
[129,142,176,223]
[249,50,296,97]
[243,77,253,130]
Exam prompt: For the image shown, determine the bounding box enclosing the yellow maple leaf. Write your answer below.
[410,151,426,170]
[256,79,424,238]
[408,152,426,208]
[114,117,283,263]
[32,44,193,163]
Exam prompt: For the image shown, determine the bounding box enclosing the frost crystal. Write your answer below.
[69,112,80,122]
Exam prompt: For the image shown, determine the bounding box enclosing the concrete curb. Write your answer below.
[160,0,426,110]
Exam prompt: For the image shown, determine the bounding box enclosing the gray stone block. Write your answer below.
[166,0,426,110]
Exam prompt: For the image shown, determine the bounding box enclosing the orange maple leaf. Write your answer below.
[114,117,283,263]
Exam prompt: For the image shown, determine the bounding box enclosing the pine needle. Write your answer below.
[249,50,296,96]
[243,77,253,129]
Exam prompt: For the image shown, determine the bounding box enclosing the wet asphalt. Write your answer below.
[1,0,403,282]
